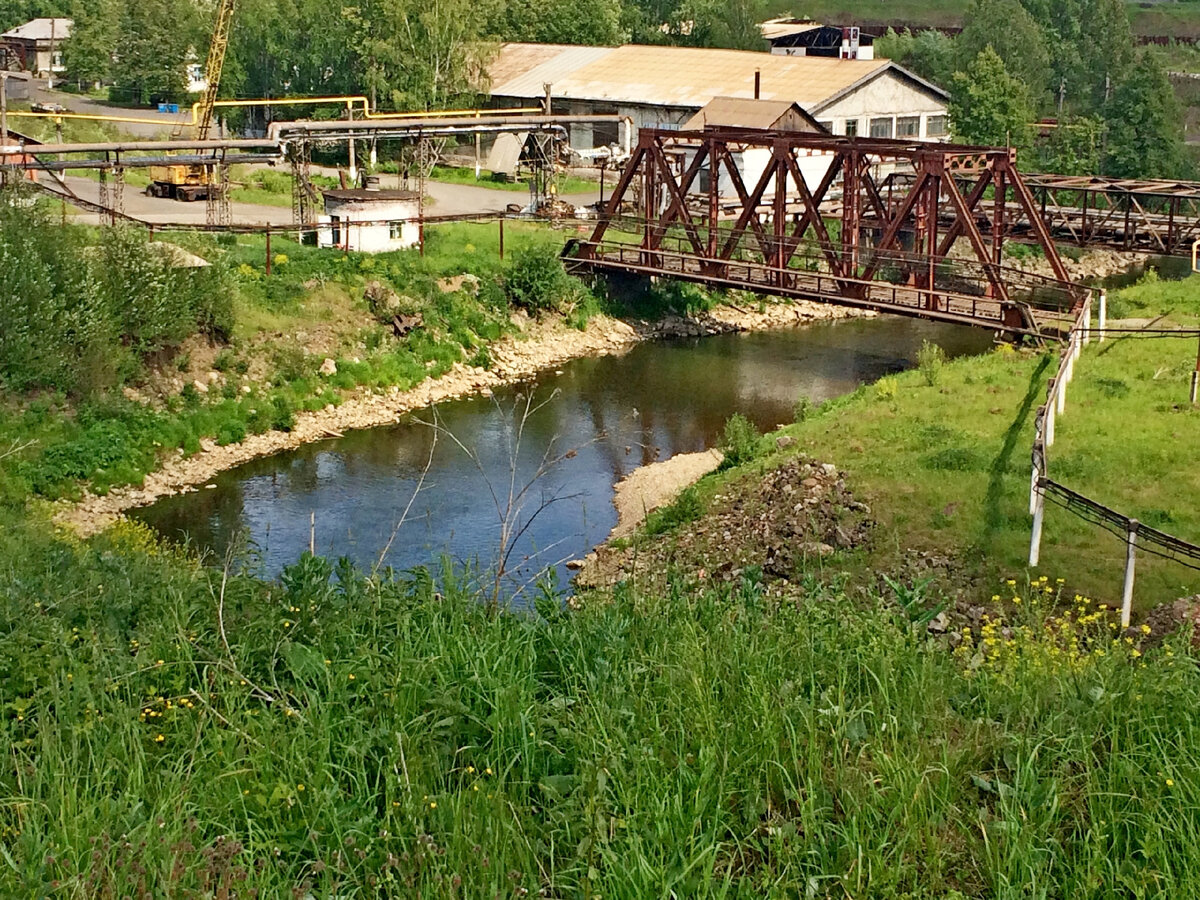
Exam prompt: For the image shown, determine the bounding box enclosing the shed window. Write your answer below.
[844,118,858,137]
[897,116,920,137]
[927,115,948,137]
[389,222,405,239]
[869,117,893,139]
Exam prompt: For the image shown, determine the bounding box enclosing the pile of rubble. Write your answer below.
[578,454,874,589]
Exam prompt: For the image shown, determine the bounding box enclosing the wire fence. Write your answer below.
[1029,290,1200,625]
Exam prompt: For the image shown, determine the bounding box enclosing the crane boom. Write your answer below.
[195,0,236,140]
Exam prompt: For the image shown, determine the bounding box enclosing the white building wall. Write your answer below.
[728,147,834,198]
[817,72,948,141]
[317,199,420,253]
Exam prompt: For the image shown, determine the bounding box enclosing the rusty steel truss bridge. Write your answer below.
[564,128,1112,338]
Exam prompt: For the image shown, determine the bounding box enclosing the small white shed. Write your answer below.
[317,188,421,253]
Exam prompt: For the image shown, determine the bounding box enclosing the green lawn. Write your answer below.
[427,165,600,197]
[693,273,1200,611]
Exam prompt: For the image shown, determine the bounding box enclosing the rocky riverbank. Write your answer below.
[55,298,869,537]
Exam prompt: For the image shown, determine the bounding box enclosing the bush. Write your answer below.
[917,340,946,386]
[718,413,761,469]
[502,244,579,313]
[0,200,236,395]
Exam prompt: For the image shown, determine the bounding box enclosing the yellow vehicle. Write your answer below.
[147,0,235,202]
[147,163,213,201]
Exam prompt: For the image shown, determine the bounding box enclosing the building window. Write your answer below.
[897,116,920,138]
[844,118,858,137]
[389,222,405,240]
[330,215,341,247]
[927,115,948,137]
[869,117,893,139]
[817,120,833,133]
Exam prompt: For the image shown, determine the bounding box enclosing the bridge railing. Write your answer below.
[572,237,1087,336]
[585,212,1087,314]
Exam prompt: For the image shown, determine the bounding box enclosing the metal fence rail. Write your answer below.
[1028,290,1200,624]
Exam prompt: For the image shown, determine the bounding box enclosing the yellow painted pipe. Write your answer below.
[7,110,179,127]
[11,97,547,134]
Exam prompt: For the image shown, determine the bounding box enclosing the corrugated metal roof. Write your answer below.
[485,43,577,90]
[489,45,616,102]
[759,19,820,41]
[681,96,822,132]
[489,43,893,110]
[322,189,419,202]
[2,18,72,41]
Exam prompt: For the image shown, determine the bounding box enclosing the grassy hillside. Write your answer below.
[603,272,1200,612]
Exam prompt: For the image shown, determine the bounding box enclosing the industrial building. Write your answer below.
[316,188,421,253]
[680,97,833,198]
[1,18,71,80]
[487,42,949,149]
[758,19,875,59]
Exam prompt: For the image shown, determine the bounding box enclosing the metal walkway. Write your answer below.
[565,128,1089,337]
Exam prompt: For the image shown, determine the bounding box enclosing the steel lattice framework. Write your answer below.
[567,128,1087,336]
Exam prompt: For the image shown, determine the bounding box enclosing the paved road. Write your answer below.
[29,87,184,139]
[54,175,292,226]
[53,172,601,227]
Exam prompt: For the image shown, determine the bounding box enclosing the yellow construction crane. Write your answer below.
[148,0,236,200]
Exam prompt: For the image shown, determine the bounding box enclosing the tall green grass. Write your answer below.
[1,512,1198,896]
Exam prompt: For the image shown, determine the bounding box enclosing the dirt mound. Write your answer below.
[578,455,874,590]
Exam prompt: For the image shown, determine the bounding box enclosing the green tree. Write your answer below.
[496,0,624,46]
[875,28,957,88]
[959,0,1050,107]
[1103,52,1185,179]
[61,0,118,89]
[109,0,201,105]
[0,0,68,32]
[949,47,1033,149]
[1078,0,1134,109]
[1034,115,1102,175]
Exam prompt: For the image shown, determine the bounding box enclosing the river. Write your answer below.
[134,316,992,594]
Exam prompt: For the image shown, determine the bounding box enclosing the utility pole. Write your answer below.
[1,72,8,152]
[48,18,56,90]
[0,72,8,189]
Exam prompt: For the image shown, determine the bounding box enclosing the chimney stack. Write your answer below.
[754,69,761,99]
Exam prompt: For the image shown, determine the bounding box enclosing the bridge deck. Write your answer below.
[571,242,1074,337]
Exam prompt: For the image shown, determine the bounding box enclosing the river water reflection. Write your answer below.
[134,316,992,592]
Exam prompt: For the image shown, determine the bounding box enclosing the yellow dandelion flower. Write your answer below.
[1167,778,1175,787]
[348,673,356,680]
[1140,624,1151,635]
[154,734,165,743]
[297,784,305,791]
[429,801,437,809]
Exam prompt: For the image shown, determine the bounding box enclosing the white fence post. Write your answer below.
[1029,480,1045,567]
[1030,462,1039,515]
[1120,519,1138,628]
[1046,384,1056,446]
[1098,289,1107,342]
